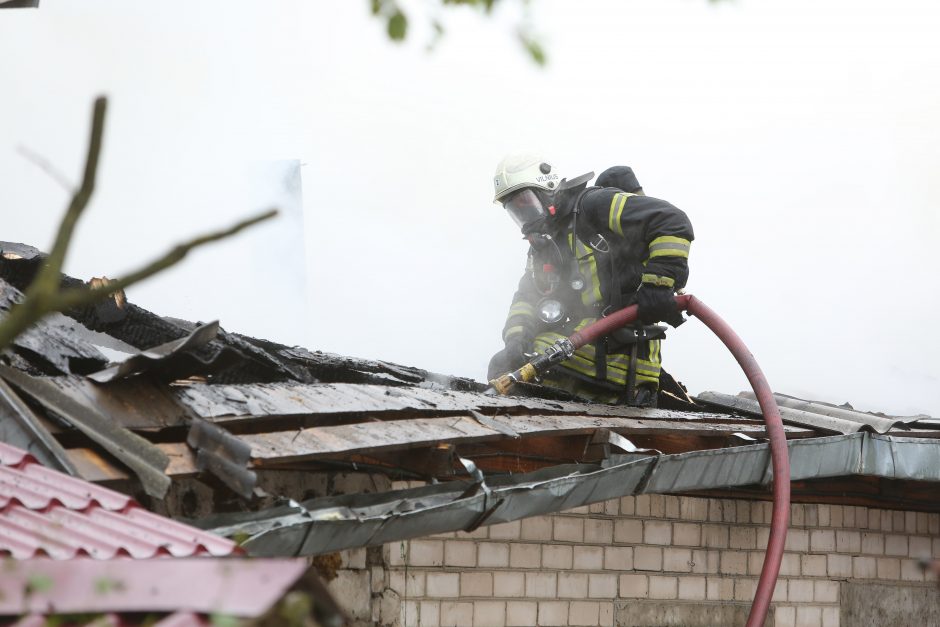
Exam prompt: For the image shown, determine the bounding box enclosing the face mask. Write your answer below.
[503,188,550,231]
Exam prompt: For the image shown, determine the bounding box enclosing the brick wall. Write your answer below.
[329,491,940,627]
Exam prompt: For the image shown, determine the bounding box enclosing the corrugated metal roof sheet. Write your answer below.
[0,441,237,559]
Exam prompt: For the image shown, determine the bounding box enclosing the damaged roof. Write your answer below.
[1,240,938,556]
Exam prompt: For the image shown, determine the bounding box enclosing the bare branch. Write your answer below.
[24,97,107,303]
[51,208,278,312]
[0,96,278,354]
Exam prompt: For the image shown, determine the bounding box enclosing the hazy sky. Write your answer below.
[1,0,938,416]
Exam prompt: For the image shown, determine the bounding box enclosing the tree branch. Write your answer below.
[0,96,278,353]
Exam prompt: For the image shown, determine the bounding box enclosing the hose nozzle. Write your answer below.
[488,363,538,396]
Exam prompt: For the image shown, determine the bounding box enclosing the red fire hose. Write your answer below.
[491,294,790,627]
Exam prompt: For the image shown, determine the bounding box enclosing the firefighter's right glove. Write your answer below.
[637,285,685,328]
[486,339,530,380]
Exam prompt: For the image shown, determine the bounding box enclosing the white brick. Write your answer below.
[558,572,588,599]
[537,601,569,626]
[663,547,692,573]
[643,520,672,545]
[441,601,473,627]
[489,521,521,540]
[410,540,444,566]
[588,573,617,598]
[701,524,729,548]
[706,576,734,601]
[776,606,796,627]
[473,601,505,627]
[719,551,747,575]
[444,541,476,567]
[620,495,636,516]
[835,530,861,553]
[573,545,604,570]
[603,546,633,570]
[634,494,651,516]
[853,556,877,579]
[734,578,756,601]
[460,572,493,597]
[801,554,827,577]
[506,601,536,627]
[524,572,557,598]
[677,576,706,600]
[730,527,757,550]
[477,542,509,568]
[901,559,925,582]
[827,554,852,577]
[493,572,524,597]
[788,579,814,603]
[649,495,666,517]
[509,543,541,568]
[648,575,678,599]
[633,546,663,571]
[542,544,573,570]
[822,606,840,627]
[554,517,585,542]
[427,572,460,598]
[884,534,908,556]
[613,519,643,544]
[785,529,809,552]
[664,495,681,518]
[673,522,702,546]
[690,549,719,574]
[584,518,613,544]
[619,573,648,598]
[796,605,822,627]
[420,601,440,627]
[520,516,553,541]
[680,497,709,521]
[876,557,901,579]
[569,601,600,626]
[861,533,884,555]
[810,530,835,552]
[909,536,932,559]
[814,580,839,603]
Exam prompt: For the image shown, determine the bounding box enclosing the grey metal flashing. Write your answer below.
[202,432,940,557]
[0,377,78,474]
[863,434,940,481]
[0,365,170,497]
[87,320,231,383]
[187,418,257,499]
[696,391,933,436]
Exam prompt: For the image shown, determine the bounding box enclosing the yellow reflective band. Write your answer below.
[648,236,691,259]
[569,237,603,307]
[608,193,632,236]
[641,274,675,288]
[503,325,527,341]
[508,302,536,318]
[649,339,661,365]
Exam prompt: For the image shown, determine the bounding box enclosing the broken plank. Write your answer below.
[241,413,812,465]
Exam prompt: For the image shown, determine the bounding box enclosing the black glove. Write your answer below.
[486,339,530,380]
[636,285,685,327]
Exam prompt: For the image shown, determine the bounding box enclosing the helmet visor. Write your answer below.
[502,189,547,230]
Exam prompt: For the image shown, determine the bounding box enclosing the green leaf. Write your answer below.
[520,35,546,66]
[24,574,54,596]
[370,0,382,15]
[387,10,408,41]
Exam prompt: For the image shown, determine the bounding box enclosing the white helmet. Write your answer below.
[492,153,561,204]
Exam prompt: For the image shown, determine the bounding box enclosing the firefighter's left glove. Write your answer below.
[637,285,685,327]
[487,339,530,380]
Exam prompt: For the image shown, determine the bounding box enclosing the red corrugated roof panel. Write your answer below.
[0,441,238,559]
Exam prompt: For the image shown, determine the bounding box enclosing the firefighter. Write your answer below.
[487,154,694,406]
